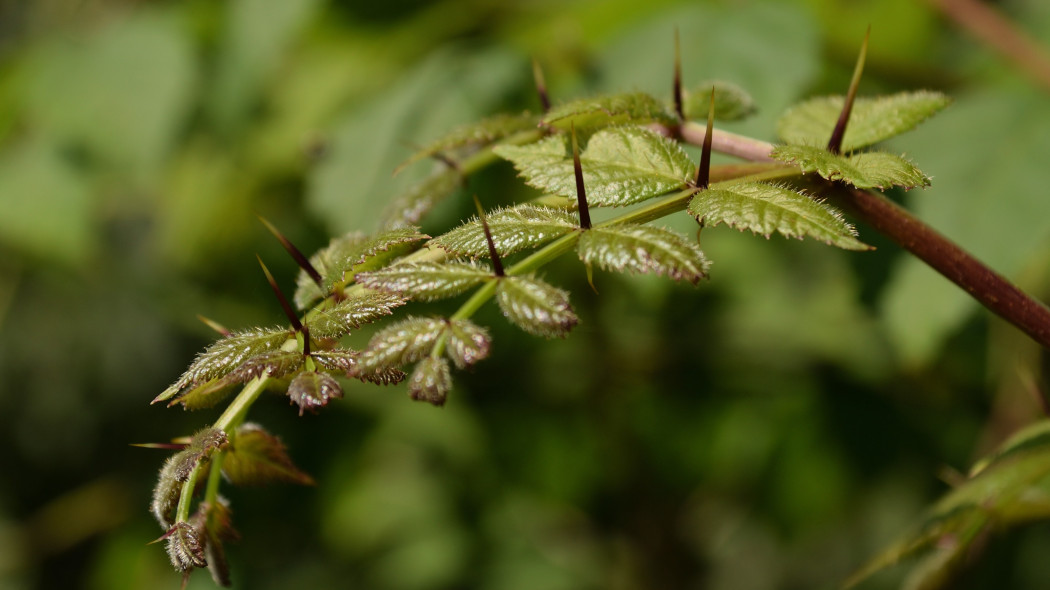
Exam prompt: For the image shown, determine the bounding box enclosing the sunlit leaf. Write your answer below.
[356,261,492,301]
[496,276,578,338]
[542,92,676,130]
[772,144,930,189]
[356,316,448,372]
[494,127,695,206]
[304,291,406,339]
[682,80,756,121]
[379,166,463,230]
[396,111,539,172]
[407,357,452,406]
[446,318,491,369]
[430,204,579,258]
[777,91,951,151]
[689,182,868,250]
[577,225,710,284]
[222,423,314,486]
[287,371,343,415]
[293,227,428,309]
[165,521,206,572]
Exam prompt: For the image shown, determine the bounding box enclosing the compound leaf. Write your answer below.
[396,112,539,172]
[172,351,305,410]
[542,92,676,131]
[446,318,491,369]
[356,261,492,301]
[682,80,757,121]
[407,357,452,406]
[577,225,710,284]
[772,144,930,189]
[356,316,448,372]
[430,204,579,258]
[495,127,695,206]
[304,291,406,340]
[777,90,951,151]
[496,276,578,338]
[689,182,868,250]
[222,423,314,486]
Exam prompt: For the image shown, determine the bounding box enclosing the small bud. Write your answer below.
[287,371,344,416]
[166,522,207,572]
[408,357,452,406]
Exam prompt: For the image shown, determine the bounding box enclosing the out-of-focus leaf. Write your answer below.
[772,145,930,190]
[682,80,757,121]
[191,498,239,587]
[294,227,427,309]
[356,316,448,372]
[380,166,463,230]
[287,371,343,415]
[777,91,951,152]
[430,204,579,258]
[541,92,676,131]
[496,276,578,338]
[494,127,694,206]
[445,319,491,369]
[689,182,868,250]
[408,357,452,406]
[357,261,492,301]
[222,423,314,486]
[304,291,406,339]
[165,521,206,572]
[577,225,710,284]
[396,112,539,173]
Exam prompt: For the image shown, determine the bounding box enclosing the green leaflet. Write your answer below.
[496,276,578,338]
[682,80,757,122]
[430,204,579,258]
[221,423,314,486]
[356,316,448,372]
[294,227,428,309]
[772,145,930,190]
[356,261,492,301]
[395,112,539,173]
[407,357,451,406]
[494,127,695,207]
[304,291,406,340]
[777,90,951,151]
[380,166,463,230]
[688,182,868,250]
[172,350,305,410]
[576,225,710,285]
[542,92,677,131]
[445,318,491,369]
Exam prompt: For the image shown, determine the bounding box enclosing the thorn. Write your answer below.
[258,216,323,289]
[695,87,715,189]
[695,225,704,247]
[937,465,967,488]
[1018,370,1050,418]
[130,442,190,450]
[473,196,504,277]
[828,25,870,154]
[584,263,598,294]
[257,255,304,334]
[570,124,592,230]
[301,324,311,357]
[196,315,231,337]
[673,28,684,120]
[532,58,551,113]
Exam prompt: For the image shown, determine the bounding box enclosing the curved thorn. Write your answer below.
[673,28,684,120]
[473,196,504,277]
[696,87,716,189]
[258,216,323,288]
[256,255,304,333]
[828,25,870,154]
[570,123,592,230]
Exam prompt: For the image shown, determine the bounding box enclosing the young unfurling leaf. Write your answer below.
[303,291,406,340]
[777,91,951,152]
[542,92,677,131]
[408,357,452,406]
[577,225,710,285]
[396,112,539,173]
[221,423,314,486]
[688,182,869,250]
[191,498,239,587]
[150,429,230,527]
[431,204,579,258]
[356,316,448,373]
[682,80,757,122]
[771,145,930,190]
[446,319,491,369]
[165,521,207,572]
[357,261,493,301]
[287,371,344,415]
[293,227,428,309]
[496,276,578,338]
[494,127,695,207]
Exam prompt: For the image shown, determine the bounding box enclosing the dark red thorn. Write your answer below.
[828,25,870,154]
[673,28,684,121]
[196,315,231,337]
[256,255,304,334]
[570,124,592,230]
[301,324,311,357]
[130,442,191,450]
[473,196,504,277]
[695,87,715,189]
[532,58,551,113]
[258,216,322,288]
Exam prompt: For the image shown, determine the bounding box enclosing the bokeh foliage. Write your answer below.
[1,0,1050,589]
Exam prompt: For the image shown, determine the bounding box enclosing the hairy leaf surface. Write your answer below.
[166,522,207,572]
[287,371,343,415]
[446,319,491,369]
[408,357,451,406]
[222,423,314,486]
[495,127,695,206]
[430,204,579,258]
[380,166,463,230]
[682,80,757,121]
[396,112,539,172]
[777,91,950,151]
[772,145,930,189]
[356,316,448,372]
[577,225,710,284]
[304,291,406,339]
[689,182,868,250]
[542,92,676,130]
[357,261,492,301]
[496,276,578,338]
[294,227,428,309]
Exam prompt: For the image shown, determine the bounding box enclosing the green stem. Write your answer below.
[214,377,269,432]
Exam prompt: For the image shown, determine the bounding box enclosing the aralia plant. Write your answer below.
[146,30,1050,588]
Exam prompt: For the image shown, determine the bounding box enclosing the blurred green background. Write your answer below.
[2,0,1050,588]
